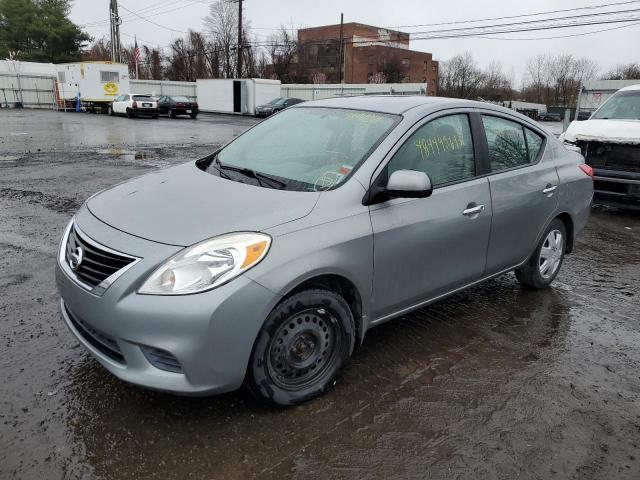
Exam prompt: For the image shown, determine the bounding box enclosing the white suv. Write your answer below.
[109,94,159,119]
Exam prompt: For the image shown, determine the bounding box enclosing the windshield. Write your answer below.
[211,107,399,191]
[264,98,283,105]
[592,91,640,120]
[171,96,191,102]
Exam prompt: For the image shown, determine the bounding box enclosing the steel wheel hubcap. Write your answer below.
[539,229,563,279]
[267,308,338,390]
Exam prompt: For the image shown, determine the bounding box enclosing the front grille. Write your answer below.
[64,304,125,364]
[141,346,183,373]
[66,225,135,288]
[580,141,640,172]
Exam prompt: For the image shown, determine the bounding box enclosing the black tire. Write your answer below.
[108,106,113,116]
[126,108,135,119]
[190,113,198,119]
[169,109,176,118]
[152,114,159,119]
[515,218,567,289]
[246,289,355,406]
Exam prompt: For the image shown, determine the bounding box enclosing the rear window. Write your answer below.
[133,95,152,101]
[171,96,191,102]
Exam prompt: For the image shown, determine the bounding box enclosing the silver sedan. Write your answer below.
[56,96,593,406]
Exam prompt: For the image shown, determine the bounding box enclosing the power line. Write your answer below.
[387,0,640,29]
[404,7,640,36]
[471,19,640,41]
[118,4,190,34]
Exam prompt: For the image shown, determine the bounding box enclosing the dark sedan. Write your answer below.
[254,97,303,117]
[156,95,199,119]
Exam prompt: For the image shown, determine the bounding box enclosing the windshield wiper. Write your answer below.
[215,157,286,190]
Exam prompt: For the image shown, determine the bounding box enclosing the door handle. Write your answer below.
[542,185,558,194]
[463,204,485,216]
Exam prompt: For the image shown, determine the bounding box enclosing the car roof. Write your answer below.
[299,95,516,115]
[619,84,640,92]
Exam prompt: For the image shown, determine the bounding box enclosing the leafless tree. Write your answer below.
[81,37,111,61]
[438,51,485,99]
[521,53,598,107]
[267,26,297,82]
[204,0,238,78]
[165,31,210,81]
[603,62,640,80]
[525,54,550,104]
[479,60,514,101]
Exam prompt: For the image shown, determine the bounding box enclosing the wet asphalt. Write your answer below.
[1,109,639,480]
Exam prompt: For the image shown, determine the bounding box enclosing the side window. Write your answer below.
[100,71,119,84]
[482,115,528,172]
[388,114,475,187]
[524,128,544,162]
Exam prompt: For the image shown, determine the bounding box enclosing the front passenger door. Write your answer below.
[369,112,492,321]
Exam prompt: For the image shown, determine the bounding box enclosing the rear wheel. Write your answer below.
[516,219,566,289]
[190,113,198,119]
[169,109,176,118]
[246,289,355,406]
[126,108,135,119]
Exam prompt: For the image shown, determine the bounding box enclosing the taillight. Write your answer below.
[132,100,137,108]
[579,164,594,178]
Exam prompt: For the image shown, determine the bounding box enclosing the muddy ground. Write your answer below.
[1,109,639,480]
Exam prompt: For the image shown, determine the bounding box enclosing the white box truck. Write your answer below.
[56,61,130,112]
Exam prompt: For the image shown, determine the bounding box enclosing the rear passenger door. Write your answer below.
[480,113,559,273]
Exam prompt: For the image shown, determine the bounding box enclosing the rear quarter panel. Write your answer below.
[554,141,593,237]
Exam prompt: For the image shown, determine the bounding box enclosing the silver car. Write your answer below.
[56,96,593,406]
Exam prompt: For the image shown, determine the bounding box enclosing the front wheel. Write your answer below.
[246,289,355,406]
[108,106,114,116]
[515,219,567,289]
[190,113,198,119]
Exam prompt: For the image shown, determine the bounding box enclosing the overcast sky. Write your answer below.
[70,0,639,85]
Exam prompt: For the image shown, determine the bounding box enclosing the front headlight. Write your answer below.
[139,232,271,295]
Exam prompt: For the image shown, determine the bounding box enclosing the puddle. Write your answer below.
[95,148,169,168]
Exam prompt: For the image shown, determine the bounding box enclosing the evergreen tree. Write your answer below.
[0,0,90,62]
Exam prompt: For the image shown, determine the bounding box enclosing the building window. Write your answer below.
[402,58,410,68]
[100,71,119,83]
[57,71,66,83]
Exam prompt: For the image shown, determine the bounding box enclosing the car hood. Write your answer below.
[87,162,320,246]
[562,119,640,145]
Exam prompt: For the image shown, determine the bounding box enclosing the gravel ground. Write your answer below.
[1,109,639,480]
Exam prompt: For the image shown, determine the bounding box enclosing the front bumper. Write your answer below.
[593,168,640,209]
[56,209,280,395]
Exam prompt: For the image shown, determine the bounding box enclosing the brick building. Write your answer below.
[290,23,438,95]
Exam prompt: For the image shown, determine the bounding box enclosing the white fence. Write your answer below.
[0,73,56,109]
[281,83,428,101]
[130,80,197,101]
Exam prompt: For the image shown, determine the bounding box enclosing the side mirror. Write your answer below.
[386,169,433,199]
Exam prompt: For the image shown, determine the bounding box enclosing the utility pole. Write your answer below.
[338,13,344,83]
[109,0,122,63]
[237,0,243,78]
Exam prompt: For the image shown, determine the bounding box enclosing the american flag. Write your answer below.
[134,37,141,63]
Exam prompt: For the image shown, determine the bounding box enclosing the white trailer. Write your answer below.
[196,78,281,115]
[56,61,130,112]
